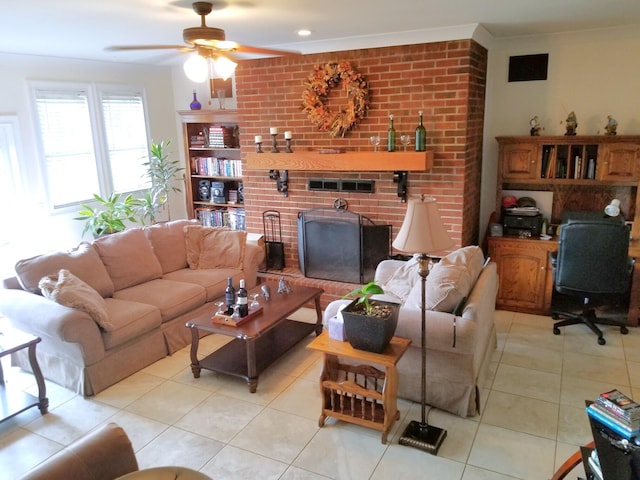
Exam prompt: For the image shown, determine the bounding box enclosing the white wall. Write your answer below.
[0,53,181,262]
[480,25,640,239]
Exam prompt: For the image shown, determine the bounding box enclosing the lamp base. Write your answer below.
[399,421,447,455]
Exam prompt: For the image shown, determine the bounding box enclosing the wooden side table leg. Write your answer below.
[188,325,202,378]
[27,342,48,414]
[246,339,258,393]
[318,353,332,428]
[381,364,399,444]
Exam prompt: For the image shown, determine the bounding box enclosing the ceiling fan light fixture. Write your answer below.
[214,56,237,81]
[183,54,209,83]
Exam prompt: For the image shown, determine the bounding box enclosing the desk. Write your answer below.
[488,236,639,326]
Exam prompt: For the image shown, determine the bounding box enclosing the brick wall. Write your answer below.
[235,39,487,273]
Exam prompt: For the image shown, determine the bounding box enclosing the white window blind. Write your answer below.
[35,88,100,208]
[33,84,150,209]
[100,91,149,193]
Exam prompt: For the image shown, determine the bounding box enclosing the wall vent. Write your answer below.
[308,178,374,193]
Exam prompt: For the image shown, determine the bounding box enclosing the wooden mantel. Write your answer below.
[245,151,433,172]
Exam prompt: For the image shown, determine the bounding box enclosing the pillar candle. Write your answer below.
[270,127,278,135]
[255,135,262,143]
[284,131,292,139]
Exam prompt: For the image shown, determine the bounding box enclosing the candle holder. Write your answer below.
[255,142,263,153]
[271,134,280,153]
[285,138,293,153]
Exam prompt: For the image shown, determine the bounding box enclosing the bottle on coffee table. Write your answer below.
[237,279,249,317]
[225,277,236,315]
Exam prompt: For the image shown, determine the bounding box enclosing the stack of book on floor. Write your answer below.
[586,389,640,440]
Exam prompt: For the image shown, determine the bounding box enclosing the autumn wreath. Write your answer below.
[301,62,369,137]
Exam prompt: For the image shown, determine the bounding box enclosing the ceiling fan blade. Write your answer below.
[105,45,195,53]
[232,44,301,57]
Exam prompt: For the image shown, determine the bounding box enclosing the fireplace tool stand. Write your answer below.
[263,210,285,271]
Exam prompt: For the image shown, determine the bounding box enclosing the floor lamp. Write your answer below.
[394,195,454,455]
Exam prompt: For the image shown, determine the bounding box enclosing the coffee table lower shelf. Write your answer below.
[190,319,316,392]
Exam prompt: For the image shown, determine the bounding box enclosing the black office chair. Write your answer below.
[551,219,633,345]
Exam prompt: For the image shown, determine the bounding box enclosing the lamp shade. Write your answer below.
[604,198,621,217]
[392,196,454,254]
[214,56,237,81]
[183,54,208,83]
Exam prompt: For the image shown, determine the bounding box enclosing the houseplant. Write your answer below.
[341,281,400,353]
[138,140,184,224]
[74,192,140,237]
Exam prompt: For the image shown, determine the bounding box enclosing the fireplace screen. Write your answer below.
[297,208,391,284]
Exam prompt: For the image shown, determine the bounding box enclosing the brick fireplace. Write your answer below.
[234,39,487,305]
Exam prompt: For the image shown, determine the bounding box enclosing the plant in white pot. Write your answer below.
[341,281,400,353]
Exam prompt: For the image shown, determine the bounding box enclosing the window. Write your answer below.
[33,83,150,209]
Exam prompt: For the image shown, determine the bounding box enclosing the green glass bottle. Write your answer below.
[387,114,396,152]
[415,110,426,151]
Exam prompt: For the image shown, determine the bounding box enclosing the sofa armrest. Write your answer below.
[0,288,106,365]
[20,422,138,480]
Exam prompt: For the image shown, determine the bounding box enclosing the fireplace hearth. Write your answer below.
[297,208,391,284]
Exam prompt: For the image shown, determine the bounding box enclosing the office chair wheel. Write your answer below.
[551,313,560,320]
[598,336,606,345]
[553,326,561,335]
[621,326,629,335]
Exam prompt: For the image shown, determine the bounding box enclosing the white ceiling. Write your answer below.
[2,0,640,66]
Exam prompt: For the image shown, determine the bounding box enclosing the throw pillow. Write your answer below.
[405,245,485,312]
[144,219,197,274]
[93,228,163,291]
[39,269,113,330]
[381,255,420,301]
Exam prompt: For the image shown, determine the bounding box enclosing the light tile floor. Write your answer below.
[1,308,639,480]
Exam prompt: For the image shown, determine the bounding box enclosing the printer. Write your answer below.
[502,196,542,236]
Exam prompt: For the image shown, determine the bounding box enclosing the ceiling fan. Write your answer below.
[106,1,300,80]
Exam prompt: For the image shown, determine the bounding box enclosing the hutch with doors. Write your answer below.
[488,135,640,324]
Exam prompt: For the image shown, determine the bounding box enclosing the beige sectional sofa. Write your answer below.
[0,220,264,396]
[323,246,499,417]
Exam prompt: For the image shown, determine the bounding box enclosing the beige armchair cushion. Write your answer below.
[39,269,112,330]
[405,245,485,312]
[93,228,163,291]
[15,242,114,297]
[184,225,247,270]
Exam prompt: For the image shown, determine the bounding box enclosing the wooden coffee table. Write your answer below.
[185,282,323,393]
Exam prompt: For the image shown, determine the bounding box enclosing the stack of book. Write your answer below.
[586,389,640,439]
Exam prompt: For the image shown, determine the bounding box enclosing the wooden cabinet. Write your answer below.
[179,110,245,230]
[600,143,640,181]
[488,237,555,315]
[500,142,538,180]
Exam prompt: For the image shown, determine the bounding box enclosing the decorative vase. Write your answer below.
[190,91,201,110]
[342,299,400,353]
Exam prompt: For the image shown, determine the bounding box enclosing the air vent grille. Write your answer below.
[308,178,374,193]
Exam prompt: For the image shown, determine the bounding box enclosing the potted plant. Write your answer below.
[341,281,400,353]
[138,140,184,224]
[75,192,140,237]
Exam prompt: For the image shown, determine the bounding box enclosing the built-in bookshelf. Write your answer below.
[179,110,245,230]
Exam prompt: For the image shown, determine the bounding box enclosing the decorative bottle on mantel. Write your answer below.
[415,110,426,151]
[387,114,396,152]
[190,90,202,110]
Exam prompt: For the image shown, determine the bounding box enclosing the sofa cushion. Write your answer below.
[405,246,485,312]
[381,255,420,301]
[164,268,244,302]
[102,298,162,349]
[113,278,206,322]
[144,219,198,274]
[39,269,112,331]
[93,228,163,291]
[15,243,114,297]
[184,225,247,270]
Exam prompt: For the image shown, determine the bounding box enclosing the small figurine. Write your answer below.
[277,276,293,294]
[604,115,618,136]
[565,111,578,136]
[529,116,542,136]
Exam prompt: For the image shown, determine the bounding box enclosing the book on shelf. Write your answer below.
[597,389,640,421]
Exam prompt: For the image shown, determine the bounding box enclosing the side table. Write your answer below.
[307,332,411,444]
[0,327,48,422]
